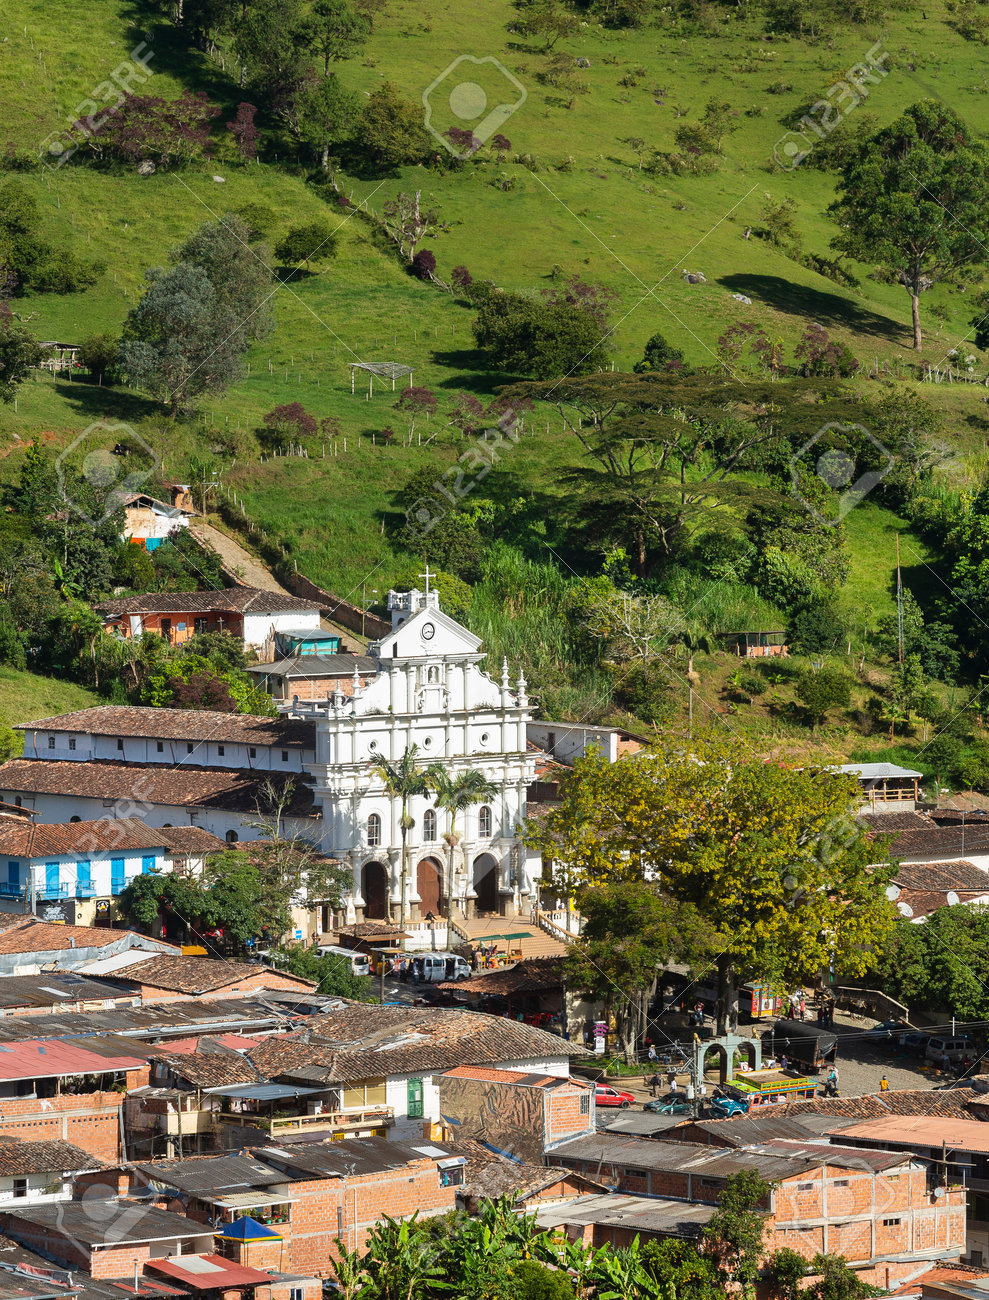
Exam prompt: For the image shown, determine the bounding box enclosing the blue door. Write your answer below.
[5,863,17,897]
[111,858,125,894]
[77,860,92,895]
[141,856,155,875]
[45,862,59,897]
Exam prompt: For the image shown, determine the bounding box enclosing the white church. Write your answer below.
[1,582,544,929]
[295,584,540,925]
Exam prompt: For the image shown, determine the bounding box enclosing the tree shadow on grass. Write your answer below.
[53,381,165,425]
[718,273,907,343]
[430,349,520,395]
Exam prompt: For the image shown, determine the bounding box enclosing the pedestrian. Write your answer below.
[650,1073,660,1098]
[669,1075,678,1095]
[879,1075,889,1092]
[648,1044,657,1064]
[779,1053,788,1072]
[825,1068,839,1097]
[667,1069,676,1090]
[817,1004,825,1027]
[799,994,806,1021]
[412,961,420,986]
[694,1000,705,1027]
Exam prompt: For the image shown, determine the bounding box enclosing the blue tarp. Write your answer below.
[217,1217,283,1242]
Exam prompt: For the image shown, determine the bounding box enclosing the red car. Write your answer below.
[595,1084,635,1109]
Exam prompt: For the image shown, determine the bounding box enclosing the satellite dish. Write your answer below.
[885,884,901,902]
[946,891,961,906]
[897,902,915,918]
[933,1186,946,1199]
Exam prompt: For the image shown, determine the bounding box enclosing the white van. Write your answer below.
[316,945,371,978]
[925,1035,971,1065]
[418,953,471,983]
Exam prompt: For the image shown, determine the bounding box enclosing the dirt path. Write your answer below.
[191,521,290,595]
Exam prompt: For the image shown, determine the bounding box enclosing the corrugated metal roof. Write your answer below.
[205,1083,321,1101]
[0,1039,145,1080]
[145,1256,272,1290]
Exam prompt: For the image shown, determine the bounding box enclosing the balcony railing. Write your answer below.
[37,884,69,899]
[0,884,23,899]
[217,1106,393,1135]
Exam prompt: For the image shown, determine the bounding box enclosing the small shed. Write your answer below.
[37,342,81,374]
[723,630,788,659]
[837,762,923,809]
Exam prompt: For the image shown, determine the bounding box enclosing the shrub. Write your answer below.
[411,248,436,280]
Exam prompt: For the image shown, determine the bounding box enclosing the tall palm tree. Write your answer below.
[370,744,430,926]
[428,766,498,927]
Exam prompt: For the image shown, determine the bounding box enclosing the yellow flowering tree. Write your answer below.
[525,730,895,1032]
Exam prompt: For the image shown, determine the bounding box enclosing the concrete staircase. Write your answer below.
[460,912,570,960]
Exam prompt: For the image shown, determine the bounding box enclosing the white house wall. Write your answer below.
[19,731,313,773]
[242,610,322,650]
[0,789,315,845]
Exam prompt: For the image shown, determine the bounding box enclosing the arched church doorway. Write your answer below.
[416,857,443,918]
[473,853,499,915]
[362,861,389,919]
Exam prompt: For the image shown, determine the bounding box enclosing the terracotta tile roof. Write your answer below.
[0,1139,102,1176]
[158,1050,262,1088]
[0,817,169,858]
[244,1005,574,1083]
[777,1088,984,1121]
[895,860,989,891]
[107,956,314,995]
[442,957,565,996]
[0,761,318,817]
[445,1138,608,1201]
[155,827,229,855]
[897,888,989,918]
[858,812,930,832]
[95,588,320,616]
[443,1065,580,1088]
[18,706,315,749]
[0,918,174,957]
[882,826,989,859]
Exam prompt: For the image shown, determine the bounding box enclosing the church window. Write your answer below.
[480,733,490,746]
[423,810,437,841]
[226,830,239,843]
[369,740,378,751]
[423,737,433,750]
[47,737,55,749]
[367,814,382,847]
[479,806,492,838]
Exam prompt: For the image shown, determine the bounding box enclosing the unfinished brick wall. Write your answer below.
[283,1161,459,1274]
[133,973,312,1002]
[0,1093,125,1162]
[545,1087,594,1146]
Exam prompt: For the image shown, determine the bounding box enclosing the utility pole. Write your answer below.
[896,533,904,664]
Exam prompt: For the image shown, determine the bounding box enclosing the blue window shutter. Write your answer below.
[142,856,155,875]
[6,863,17,887]
[111,858,125,893]
[45,862,59,896]
[77,861,92,893]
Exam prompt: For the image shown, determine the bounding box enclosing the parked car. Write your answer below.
[925,1035,972,1066]
[643,1096,691,1115]
[595,1084,635,1108]
[861,1019,911,1040]
[709,1094,749,1118]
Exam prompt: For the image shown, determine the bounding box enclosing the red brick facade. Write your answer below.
[131,972,311,1002]
[548,1153,966,1272]
[0,1082,148,1163]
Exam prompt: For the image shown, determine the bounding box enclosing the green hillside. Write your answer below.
[2,0,989,771]
[0,666,100,729]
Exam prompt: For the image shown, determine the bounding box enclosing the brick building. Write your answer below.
[548,1132,966,1289]
[95,590,322,654]
[0,1203,214,1279]
[0,1039,151,1163]
[247,655,377,704]
[88,956,315,1004]
[124,1138,466,1270]
[437,1065,594,1160]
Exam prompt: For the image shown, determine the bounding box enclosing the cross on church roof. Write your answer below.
[419,563,435,596]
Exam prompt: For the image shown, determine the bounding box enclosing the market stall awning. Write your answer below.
[205,1083,323,1100]
[202,1192,300,1211]
[216,1216,283,1242]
